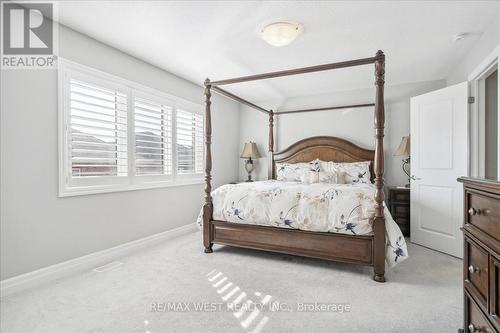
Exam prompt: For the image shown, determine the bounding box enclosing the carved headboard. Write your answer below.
[270,136,375,181]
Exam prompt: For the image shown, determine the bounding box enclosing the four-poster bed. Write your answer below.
[202,51,394,282]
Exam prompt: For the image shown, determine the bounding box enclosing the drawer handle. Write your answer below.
[468,208,479,216]
[468,207,491,216]
[468,323,483,332]
[468,265,480,274]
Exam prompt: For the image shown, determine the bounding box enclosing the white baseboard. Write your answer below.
[0,223,198,298]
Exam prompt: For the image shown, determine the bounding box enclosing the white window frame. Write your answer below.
[58,59,204,197]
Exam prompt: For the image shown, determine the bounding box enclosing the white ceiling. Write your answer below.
[57,1,500,102]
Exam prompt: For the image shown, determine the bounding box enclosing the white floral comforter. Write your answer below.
[198,180,408,267]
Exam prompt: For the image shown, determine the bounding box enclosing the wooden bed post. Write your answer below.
[268,110,274,179]
[373,51,386,282]
[203,78,214,253]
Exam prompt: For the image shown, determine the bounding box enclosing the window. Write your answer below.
[69,79,128,178]
[176,109,204,175]
[134,96,173,176]
[59,60,204,196]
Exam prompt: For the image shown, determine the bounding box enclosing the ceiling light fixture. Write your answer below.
[260,21,303,47]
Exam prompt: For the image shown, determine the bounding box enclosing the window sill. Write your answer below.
[59,178,204,197]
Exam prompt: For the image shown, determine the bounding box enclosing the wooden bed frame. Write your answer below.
[202,51,387,282]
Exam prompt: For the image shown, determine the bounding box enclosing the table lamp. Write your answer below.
[240,142,261,182]
[394,135,410,187]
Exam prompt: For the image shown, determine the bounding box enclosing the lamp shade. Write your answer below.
[394,136,410,156]
[240,142,261,159]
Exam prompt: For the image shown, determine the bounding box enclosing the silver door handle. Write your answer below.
[410,175,422,181]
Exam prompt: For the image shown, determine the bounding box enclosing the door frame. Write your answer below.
[468,44,500,178]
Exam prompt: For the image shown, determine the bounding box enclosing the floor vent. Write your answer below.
[93,261,123,273]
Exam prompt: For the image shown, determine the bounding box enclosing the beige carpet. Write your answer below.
[1,232,462,333]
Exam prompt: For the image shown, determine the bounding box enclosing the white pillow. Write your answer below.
[319,161,371,184]
[300,171,319,184]
[276,159,320,182]
[318,171,345,184]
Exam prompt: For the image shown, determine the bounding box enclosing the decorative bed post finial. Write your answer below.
[268,110,274,179]
[203,78,213,253]
[373,51,386,282]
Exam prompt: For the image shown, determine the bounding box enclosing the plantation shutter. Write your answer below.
[69,79,128,177]
[134,96,173,175]
[176,109,204,174]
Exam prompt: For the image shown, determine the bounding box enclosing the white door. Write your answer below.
[410,82,468,258]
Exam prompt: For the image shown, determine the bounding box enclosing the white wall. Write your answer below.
[0,25,240,280]
[446,11,499,179]
[239,80,446,186]
[447,12,500,85]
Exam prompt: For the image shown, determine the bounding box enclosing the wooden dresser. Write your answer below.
[458,177,500,333]
[387,186,410,237]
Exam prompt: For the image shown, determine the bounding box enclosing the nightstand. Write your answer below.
[387,186,410,237]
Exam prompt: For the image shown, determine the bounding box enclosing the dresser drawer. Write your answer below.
[467,191,500,242]
[390,190,409,203]
[465,237,490,311]
[466,293,496,333]
[392,204,409,217]
[490,257,500,331]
